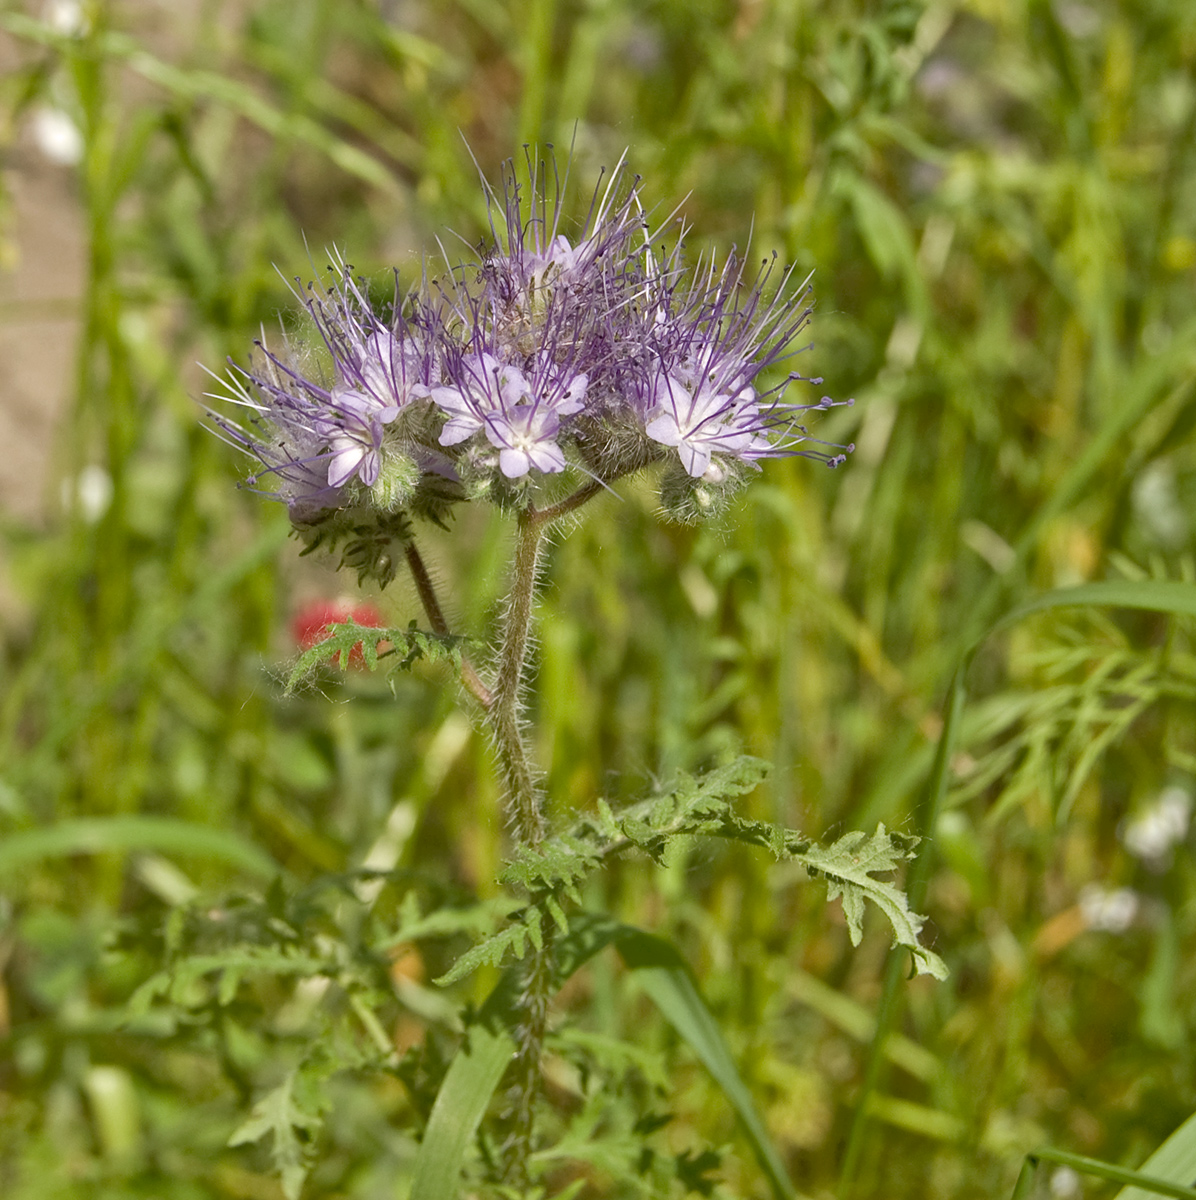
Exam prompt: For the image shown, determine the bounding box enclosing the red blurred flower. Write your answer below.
[291,599,385,668]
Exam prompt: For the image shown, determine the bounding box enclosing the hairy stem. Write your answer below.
[535,478,606,525]
[504,931,555,1188]
[485,483,608,1182]
[490,484,606,1182]
[403,539,493,709]
[490,507,548,846]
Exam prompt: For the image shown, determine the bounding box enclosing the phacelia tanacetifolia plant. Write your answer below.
[206,153,942,1196]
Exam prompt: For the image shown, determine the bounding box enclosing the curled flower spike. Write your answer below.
[206,150,851,547]
[631,247,848,477]
[301,270,434,414]
[206,351,343,516]
[205,262,440,518]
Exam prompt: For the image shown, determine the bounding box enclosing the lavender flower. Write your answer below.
[479,150,647,315]
[428,349,588,478]
[206,264,435,516]
[486,407,568,478]
[524,233,588,282]
[208,153,851,532]
[643,369,769,479]
[320,385,398,489]
[630,247,852,482]
[208,353,345,517]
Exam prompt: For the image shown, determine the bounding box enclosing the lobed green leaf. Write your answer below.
[794,825,947,980]
[228,1070,328,1200]
[284,620,464,693]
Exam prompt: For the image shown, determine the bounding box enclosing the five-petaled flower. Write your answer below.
[643,369,770,479]
[320,385,399,488]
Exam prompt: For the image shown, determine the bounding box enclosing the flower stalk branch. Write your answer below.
[531,478,607,527]
[403,538,493,709]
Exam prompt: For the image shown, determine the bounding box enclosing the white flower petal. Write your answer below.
[439,416,480,446]
[482,415,515,451]
[528,443,566,473]
[327,446,365,488]
[555,372,588,414]
[356,448,381,486]
[499,448,532,477]
[645,413,682,447]
[428,385,475,417]
[677,440,712,477]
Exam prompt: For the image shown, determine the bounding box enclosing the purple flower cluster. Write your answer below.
[208,157,850,524]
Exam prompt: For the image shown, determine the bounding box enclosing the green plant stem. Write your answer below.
[491,506,549,847]
[505,931,556,1188]
[535,478,607,524]
[488,482,607,840]
[492,511,550,1185]
[403,539,494,710]
[487,482,605,1184]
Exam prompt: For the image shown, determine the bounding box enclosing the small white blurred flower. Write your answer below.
[31,106,83,165]
[1122,785,1192,868]
[1132,460,1188,548]
[1050,1165,1082,1199]
[61,464,113,523]
[44,0,85,35]
[1078,884,1139,933]
[1056,2,1101,38]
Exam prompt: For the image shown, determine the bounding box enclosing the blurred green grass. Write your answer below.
[2,0,1196,1196]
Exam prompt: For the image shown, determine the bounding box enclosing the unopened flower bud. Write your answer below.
[371,451,419,512]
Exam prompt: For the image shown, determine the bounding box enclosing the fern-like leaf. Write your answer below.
[228,1069,327,1200]
[574,759,946,980]
[793,825,947,980]
[433,906,543,987]
[500,834,603,901]
[433,758,946,989]
[285,619,464,693]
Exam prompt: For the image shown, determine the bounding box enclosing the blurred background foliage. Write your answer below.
[2,0,1196,1196]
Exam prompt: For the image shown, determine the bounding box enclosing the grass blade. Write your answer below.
[1116,1111,1196,1200]
[409,997,516,1200]
[0,816,277,879]
[411,915,624,1199]
[847,580,1196,1193]
[962,329,1196,647]
[985,580,1196,639]
[616,927,797,1200]
[0,13,402,196]
[1014,1147,1196,1200]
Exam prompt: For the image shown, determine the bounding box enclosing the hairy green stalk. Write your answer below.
[489,482,606,840]
[486,483,604,1184]
[489,506,551,1186]
[504,930,556,1186]
[404,539,494,709]
[491,506,549,847]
